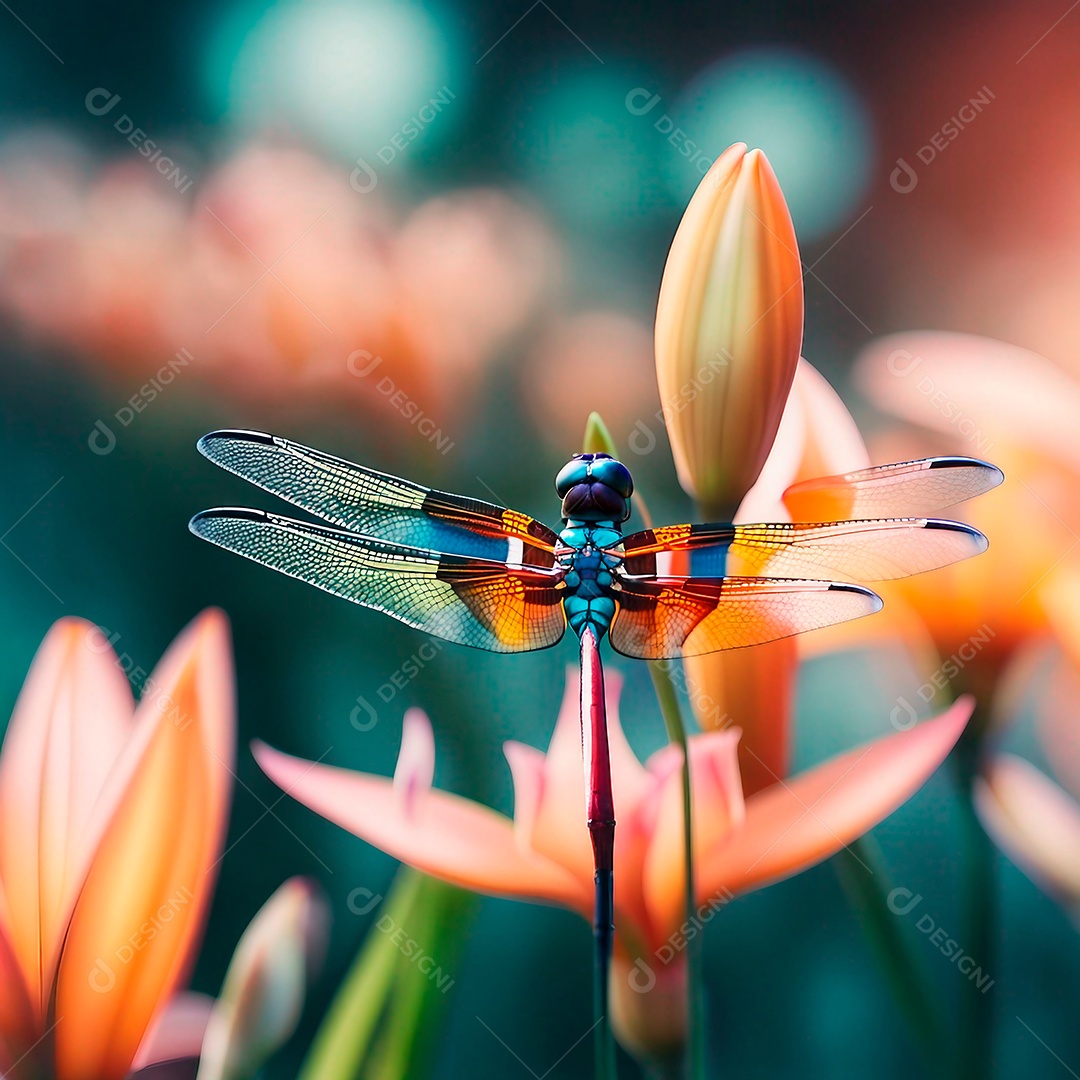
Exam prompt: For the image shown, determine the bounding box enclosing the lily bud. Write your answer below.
[655,143,803,519]
[196,878,328,1080]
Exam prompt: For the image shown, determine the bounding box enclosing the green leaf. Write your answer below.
[833,834,950,1066]
[298,869,474,1080]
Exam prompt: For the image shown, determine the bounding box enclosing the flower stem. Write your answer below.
[648,659,706,1080]
[952,726,995,1080]
[832,834,950,1067]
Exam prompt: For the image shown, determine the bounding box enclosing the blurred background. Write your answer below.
[2,0,1079,1075]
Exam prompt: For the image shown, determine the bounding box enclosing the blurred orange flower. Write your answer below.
[0,610,234,1079]
[0,140,558,426]
[254,671,970,1057]
[857,331,1080,703]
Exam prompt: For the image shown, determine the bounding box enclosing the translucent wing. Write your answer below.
[190,508,566,653]
[197,430,559,566]
[609,577,882,660]
[617,518,987,582]
[782,456,1004,522]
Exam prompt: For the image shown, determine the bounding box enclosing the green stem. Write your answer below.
[952,730,995,1080]
[649,660,706,1080]
[833,835,950,1069]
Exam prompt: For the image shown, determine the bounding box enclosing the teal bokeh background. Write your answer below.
[1,0,1077,1075]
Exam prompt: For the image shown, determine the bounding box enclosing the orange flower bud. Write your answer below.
[655,143,803,519]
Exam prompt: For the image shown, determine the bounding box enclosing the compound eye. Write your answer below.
[590,458,634,497]
[555,459,590,497]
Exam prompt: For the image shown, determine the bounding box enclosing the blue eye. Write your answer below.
[590,458,634,497]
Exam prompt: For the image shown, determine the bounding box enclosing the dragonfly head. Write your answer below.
[555,453,633,523]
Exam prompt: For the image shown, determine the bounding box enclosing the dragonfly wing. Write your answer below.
[783,456,1004,521]
[190,508,566,653]
[618,518,988,582]
[608,576,882,660]
[197,430,559,566]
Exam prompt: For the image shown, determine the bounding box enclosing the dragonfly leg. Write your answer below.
[580,627,617,1079]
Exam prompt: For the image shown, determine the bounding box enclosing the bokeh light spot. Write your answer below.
[205,0,459,160]
[670,47,874,241]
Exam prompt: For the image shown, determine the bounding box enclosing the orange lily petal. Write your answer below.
[0,618,134,1014]
[0,892,35,1073]
[975,754,1080,907]
[681,640,796,797]
[253,729,588,913]
[53,609,235,1080]
[696,697,972,902]
[642,731,745,941]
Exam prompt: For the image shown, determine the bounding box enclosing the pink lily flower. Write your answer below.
[254,671,970,1057]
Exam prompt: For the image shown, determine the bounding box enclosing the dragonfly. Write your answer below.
[190,428,1001,1045]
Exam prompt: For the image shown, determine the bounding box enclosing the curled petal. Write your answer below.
[54,610,235,1080]
[0,618,135,1012]
[253,743,588,913]
[975,754,1080,908]
[697,697,972,901]
[393,708,435,819]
